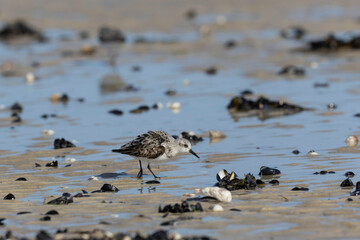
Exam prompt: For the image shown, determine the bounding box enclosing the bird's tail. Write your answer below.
[112,149,122,153]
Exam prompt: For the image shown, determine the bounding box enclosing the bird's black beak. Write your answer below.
[189,149,200,159]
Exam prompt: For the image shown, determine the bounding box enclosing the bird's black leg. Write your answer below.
[137,160,143,178]
[147,162,159,179]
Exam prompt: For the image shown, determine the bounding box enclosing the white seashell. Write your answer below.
[183,193,195,197]
[168,232,182,240]
[216,169,227,181]
[25,72,35,85]
[154,102,163,109]
[308,150,319,156]
[88,176,99,181]
[310,62,319,69]
[346,135,358,147]
[41,129,55,136]
[65,158,76,163]
[210,204,224,212]
[183,78,190,86]
[167,102,181,110]
[196,186,232,202]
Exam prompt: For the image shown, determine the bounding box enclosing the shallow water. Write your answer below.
[1,10,360,238]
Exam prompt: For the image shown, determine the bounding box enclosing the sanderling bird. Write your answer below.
[112,130,200,178]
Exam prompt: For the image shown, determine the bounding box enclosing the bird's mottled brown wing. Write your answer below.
[113,131,169,159]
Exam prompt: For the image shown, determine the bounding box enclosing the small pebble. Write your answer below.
[345,171,355,178]
[109,109,123,116]
[269,180,279,185]
[88,176,99,181]
[347,198,354,202]
[152,102,163,110]
[327,103,337,110]
[346,135,358,147]
[165,89,176,96]
[45,210,59,215]
[25,72,35,85]
[65,158,76,163]
[292,150,300,155]
[15,177,27,181]
[291,187,309,191]
[205,67,217,75]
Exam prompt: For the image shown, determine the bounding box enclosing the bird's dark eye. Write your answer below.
[184,144,188,148]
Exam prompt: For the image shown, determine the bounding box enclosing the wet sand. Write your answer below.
[1,0,360,239]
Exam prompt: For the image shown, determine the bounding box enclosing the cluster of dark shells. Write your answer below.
[306,33,360,51]
[159,201,203,213]
[227,95,307,121]
[53,138,76,149]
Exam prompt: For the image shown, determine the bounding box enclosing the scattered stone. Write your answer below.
[346,136,358,147]
[291,187,309,191]
[54,138,76,149]
[47,193,73,205]
[347,198,354,202]
[341,178,354,187]
[45,160,58,168]
[3,193,15,200]
[259,166,281,176]
[224,40,237,49]
[292,149,300,155]
[165,89,176,96]
[88,176,99,181]
[354,113,360,118]
[145,180,160,184]
[80,45,96,56]
[35,163,41,167]
[0,19,46,42]
[17,211,31,215]
[159,201,203,213]
[278,65,305,77]
[39,216,51,221]
[36,230,53,240]
[98,26,126,43]
[185,9,197,20]
[129,105,150,114]
[195,186,232,202]
[15,177,27,181]
[229,208,242,212]
[280,26,306,40]
[91,184,119,193]
[305,33,360,52]
[108,109,123,116]
[45,210,59,215]
[345,171,355,178]
[269,180,280,185]
[0,219,5,226]
[10,102,23,113]
[205,67,217,75]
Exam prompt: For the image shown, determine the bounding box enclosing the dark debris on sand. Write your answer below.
[227,95,309,121]
[53,138,76,149]
[0,19,46,42]
[301,33,360,52]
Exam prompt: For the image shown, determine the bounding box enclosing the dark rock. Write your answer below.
[224,40,237,49]
[0,218,5,226]
[41,114,48,119]
[17,211,31,215]
[4,193,15,200]
[259,166,281,176]
[35,163,41,167]
[45,210,59,215]
[278,65,305,76]
[185,9,197,20]
[53,138,76,149]
[292,150,300,155]
[39,216,51,221]
[36,230,53,240]
[354,113,360,118]
[108,109,123,116]
[269,180,280,185]
[205,67,217,75]
[15,177,27,181]
[165,89,176,96]
[145,180,160,184]
[100,184,119,192]
[47,193,73,205]
[10,102,23,113]
[345,171,355,178]
[347,198,354,202]
[98,26,126,43]
[241,89,253,96]
[256,179,265,185]
[0,20,46,42]
[45,160,58,167]
[230,208,242,212]
[341,178,354,187]
[291,187,309,191]
[320,170,328,175]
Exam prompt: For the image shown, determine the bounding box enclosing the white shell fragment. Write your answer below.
[346,135,358,147]
[65,158,76,163]
[210,204,224,212]
[195,186,232,202]
[41,129,55,136]
[25,72,35,85]
[183,78,190,86]
[88,176,99,181]
[308,150,319,156]
[183,193,196,198]
[167,102,181,113]
[209,130,226,142]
